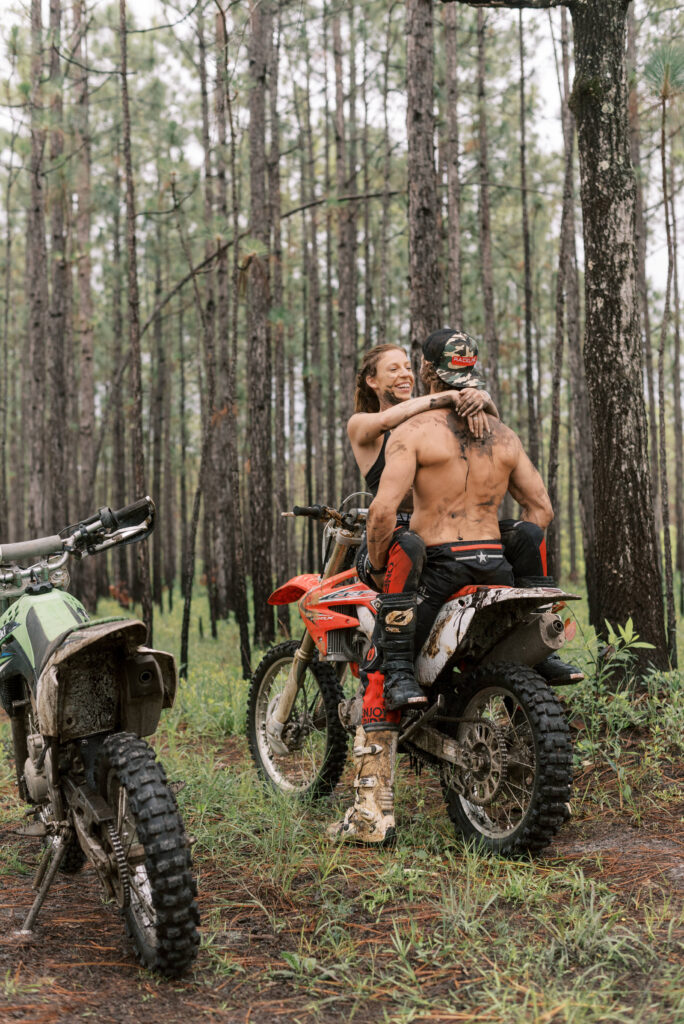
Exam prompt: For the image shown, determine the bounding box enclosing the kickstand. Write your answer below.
[15,827,70,936]
[398,694,445,745]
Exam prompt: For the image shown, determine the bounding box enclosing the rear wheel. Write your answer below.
[95,733,199,977]
[247,640,348,799]
[442,662,572,855]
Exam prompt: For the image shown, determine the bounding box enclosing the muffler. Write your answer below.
[482,611,564,668]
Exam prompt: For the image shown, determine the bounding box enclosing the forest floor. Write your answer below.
[0,730,682,1024]
[0,610,683,1024]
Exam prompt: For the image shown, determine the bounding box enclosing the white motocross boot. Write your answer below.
[327,727,397,845]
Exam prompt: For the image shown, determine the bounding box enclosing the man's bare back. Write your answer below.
[367,408,551,569]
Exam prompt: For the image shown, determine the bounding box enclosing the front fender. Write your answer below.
[268,573,321,606]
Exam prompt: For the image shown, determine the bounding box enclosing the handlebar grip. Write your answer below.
[110,496,155,530]
[0,535,64,563]
[292,505,325,519]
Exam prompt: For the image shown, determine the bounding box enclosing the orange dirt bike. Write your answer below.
[247,501,579,855]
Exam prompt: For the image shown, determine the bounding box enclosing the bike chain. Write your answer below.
[106,823,131,909]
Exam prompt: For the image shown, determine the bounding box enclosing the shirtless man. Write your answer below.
[328,335,553,845]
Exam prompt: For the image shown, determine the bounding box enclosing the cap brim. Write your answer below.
[435,367,487,390]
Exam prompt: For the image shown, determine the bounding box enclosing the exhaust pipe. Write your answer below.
[482,611,565,668]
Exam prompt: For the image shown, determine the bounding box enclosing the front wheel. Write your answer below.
[95,733,199,977]
[247,640,348,799]
[442,662,572,856]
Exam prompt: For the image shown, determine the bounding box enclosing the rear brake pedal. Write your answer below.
[398,694,445,745]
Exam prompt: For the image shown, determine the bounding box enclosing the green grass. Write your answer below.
[0,587,682,1022]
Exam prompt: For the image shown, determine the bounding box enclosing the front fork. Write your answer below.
[266,632,316,755]
[266,534,355,755]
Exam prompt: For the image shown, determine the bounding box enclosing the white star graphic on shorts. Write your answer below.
[477,551,487,564]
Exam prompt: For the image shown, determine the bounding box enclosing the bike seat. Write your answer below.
[446,584,513,602]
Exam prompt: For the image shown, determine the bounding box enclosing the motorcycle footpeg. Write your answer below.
[14,821,49,838]
[398,695,445,746]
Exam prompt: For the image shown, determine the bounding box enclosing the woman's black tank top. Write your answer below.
[364,432,389,496]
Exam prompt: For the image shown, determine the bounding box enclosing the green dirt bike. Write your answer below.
[0,498,199,977]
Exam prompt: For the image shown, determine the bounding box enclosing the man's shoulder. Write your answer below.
[390,408,447,440]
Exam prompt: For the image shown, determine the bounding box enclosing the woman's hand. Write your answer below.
[466,410,490,439]
[454,388,489,417]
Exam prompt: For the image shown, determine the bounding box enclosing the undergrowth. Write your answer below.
[0,589,681,1022]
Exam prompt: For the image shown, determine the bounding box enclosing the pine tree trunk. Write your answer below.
[627,7,660,535]
[119,0,153,641]
[655,97,676,667]
[269,11,289,634]
[407,0,441,378]
[247,0,274,646]
[223,11,252,674]
[47,0,68,532]
[323,9,337,503]
[151,221,165,611]
[0,123,18,540]
[519,12,538,467]
[302,38,323,503]
[333,13,358,497]
[379,5,394,344]
[475,11,499,405]
[671,164,683,614]
[27,0,49,536]
[197,7,225,625]
[111,145,128,591]
[557,6,597,623]
[444,3,463,328]
[568,0,667,664]
[73,0,98,607]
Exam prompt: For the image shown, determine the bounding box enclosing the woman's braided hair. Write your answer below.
[354,345,410,413]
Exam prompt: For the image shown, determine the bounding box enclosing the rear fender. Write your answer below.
[36,619,176,739]
[415,587,579,686]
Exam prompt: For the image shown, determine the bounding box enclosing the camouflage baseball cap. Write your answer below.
[421,328,487,390]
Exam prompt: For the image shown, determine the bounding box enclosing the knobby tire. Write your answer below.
[96,732,199,977]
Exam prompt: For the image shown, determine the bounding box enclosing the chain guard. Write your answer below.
[106,823,131,909]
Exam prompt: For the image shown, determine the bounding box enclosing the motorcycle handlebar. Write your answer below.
[292,505,327,520]
[108,497,155,531]
[0,535,64,563]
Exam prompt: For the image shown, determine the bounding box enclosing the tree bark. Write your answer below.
[223,9,252,675]
[119,0,153,641]
[655,94,676,666]
[27,0,49,536]
[569,0,666,661]
[519,12,538,466]
[47,0,68,532]
[407,0,441,379]
[443,0,667,663]
[444,3,463,328]
[323,7,337,503]
[333,12,359,497]
[72,0,98,608]
[269,9,289,634]
[671,163,683,613]
[557,5,596,622]
[247,0,274,646]
[627,7,660,535]
[475,11,499,405]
